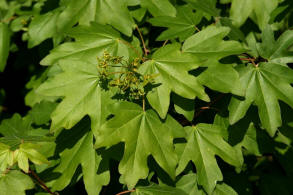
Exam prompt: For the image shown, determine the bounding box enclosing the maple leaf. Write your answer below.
[49,120,109,195]
[134,184,187,195]
[37,59,114,134]
[0,170,34,195]
[0,114,54,149]
[95,102,177,188]
[138,43,209,119]
[0,114,53,172]
[149,5,203,42]
[183,0,219,17]
[40,22,141,66]
[176,173,238,195]
[0,143,13,172]
[28,0,92,48]
[229,27,293,136]
[229,0,278,29]
[176,124,242,194]
[182,26,246,60]
[95,0,135,36]
[140,0,176,17]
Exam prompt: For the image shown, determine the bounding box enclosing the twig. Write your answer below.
[136,26,149,56]
[116,189,136,195]
[195,26,201,32]
[1,16,17,23]
[193,94,225,120]
[162,40,168,47]
[29,169,57,195]
[142,95,145,111]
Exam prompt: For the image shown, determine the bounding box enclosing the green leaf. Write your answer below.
[56,0,90,33]
[259,27,293,62]
[95,102,177,188]
[0,170,34,195]
[29,101,58,125]
[95,0,135,36]
[140,0,176,17]
[0,114,54,149]
[138,44,209,118]
[28,0,92,47]
[40,22,141,66]
[0,22,10,72]
[133,184,188,195]
[176,173,205,195]
[0,143,13,172]
[183,26,246,60]
[50,121,109,195]
[230,0,278,29]
[183,0,219,16]
[213,183,238,195]
[25,69,58,107]
[196,60,245,96]
[176,124,242,194]
[176,173,238,195]
[28,9,60,48]
[173,94,195,122]
[37,60,114,134]
[228,63,293,136]
[149,5,203,42]
[214,114,261,156]
[14,143,49,173]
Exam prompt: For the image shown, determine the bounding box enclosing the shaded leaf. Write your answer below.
[0,114,54,149]
[50,120,109,195]
[29,101,58,125]
[95,102,177,188]
[149,5,202,41]
[0,170,34,195]
[139,44,209,118]
[133,184,187,195]
[176,124,242,194]
[140,0,176,17]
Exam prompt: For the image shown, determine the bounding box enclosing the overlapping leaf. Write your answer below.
[0,114,54,149]
[29,101,58,125]
[176,124,242,194]
[49,120,109,195]
[95,102,177,188]
[14,143,50,173]
[0,170,34,195]
[37,59,114,134]
[95,0,135,36]
[183,0,219,17]
[40,22,141,66]
[133,184,187,195]
[182,26,245,97]
[28,0,91,47]
[139,44,209,118]
[176,173,238,195]
[229,0,278,29]
[183,26,246,60]
[149,5,203,41]
[140,0,176,17]
[0,143,13,172]
[229,28,293,136]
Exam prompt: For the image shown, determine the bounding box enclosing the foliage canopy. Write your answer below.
[1,0,293,194]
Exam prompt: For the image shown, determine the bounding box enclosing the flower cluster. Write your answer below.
[97,52,155,100]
